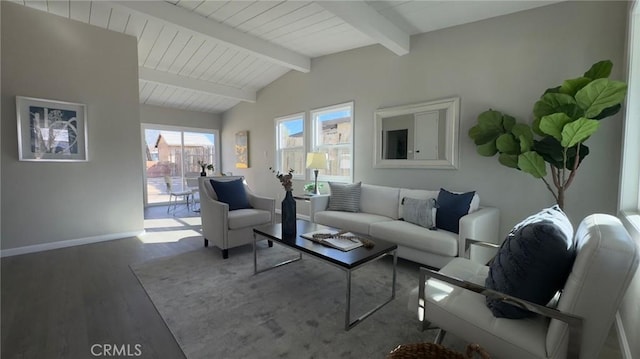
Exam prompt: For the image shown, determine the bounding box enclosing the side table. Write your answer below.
[293,193,314,202]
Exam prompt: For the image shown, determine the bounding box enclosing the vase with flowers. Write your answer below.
[198,160,214,177]
[270,167,296,238]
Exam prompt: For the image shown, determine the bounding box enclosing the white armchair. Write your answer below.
[198,176,275,259]
[409,213,639,359]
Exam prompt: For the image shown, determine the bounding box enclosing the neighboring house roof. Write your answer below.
[155,132,214,147]
[322,117,350,127]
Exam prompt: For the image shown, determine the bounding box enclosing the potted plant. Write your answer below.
[197,160,214,177]
[303,183,324,194]
[468,60,627,209]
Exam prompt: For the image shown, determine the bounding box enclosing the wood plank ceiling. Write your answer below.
[9,0,559,114]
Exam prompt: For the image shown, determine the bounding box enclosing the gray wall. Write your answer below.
[222,1,627,236]
[1,2,142,250]
[140,104,222,129]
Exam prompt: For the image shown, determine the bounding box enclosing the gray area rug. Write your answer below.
[131,243,467,359]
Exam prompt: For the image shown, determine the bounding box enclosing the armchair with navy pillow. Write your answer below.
[409,209,639,359]
[199,176,275,259]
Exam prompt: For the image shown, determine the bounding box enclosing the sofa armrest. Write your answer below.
[309,195,330,222]
[248,193,276,221]
[464,238,500,253]
[464,238,500,264]
[199,194,229,245]
[458,207,500,257]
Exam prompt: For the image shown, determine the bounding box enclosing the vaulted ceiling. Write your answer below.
[9,0,559,114]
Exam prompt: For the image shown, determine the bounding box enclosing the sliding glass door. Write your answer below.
[142,124,219,206]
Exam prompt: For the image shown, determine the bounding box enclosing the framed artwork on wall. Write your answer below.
[16,96,88,162]
[235,130,249,168]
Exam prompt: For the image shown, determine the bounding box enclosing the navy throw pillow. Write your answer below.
[210,178,251,211]
[485,205,576,319]
[435,188,475,234]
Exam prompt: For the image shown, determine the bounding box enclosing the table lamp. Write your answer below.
[306,152,328,195]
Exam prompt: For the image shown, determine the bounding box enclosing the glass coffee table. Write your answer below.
[252,219,397,330]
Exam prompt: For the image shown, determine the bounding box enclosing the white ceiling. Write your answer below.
[9,0,560,114]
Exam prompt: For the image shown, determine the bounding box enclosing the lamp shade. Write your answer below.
[306,152,327,169]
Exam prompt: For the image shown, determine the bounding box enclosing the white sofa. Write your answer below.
[309,184,500,268]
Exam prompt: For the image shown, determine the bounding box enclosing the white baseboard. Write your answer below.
[0,231,143,257]
[615,312,633,359]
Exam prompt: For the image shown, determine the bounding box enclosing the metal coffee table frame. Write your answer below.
[253,221,397,331]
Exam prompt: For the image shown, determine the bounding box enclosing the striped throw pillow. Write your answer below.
[327,182,361,212]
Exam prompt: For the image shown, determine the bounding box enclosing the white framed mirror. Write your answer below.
[374,97,460,169]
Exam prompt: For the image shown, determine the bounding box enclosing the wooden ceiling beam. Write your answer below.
[111,1,311,73]
[139,67,256,103]
[317,1,410,56]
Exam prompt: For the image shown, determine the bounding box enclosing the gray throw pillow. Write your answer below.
[327,182,361,212]
[485,205,575,319]
[401,197,437,229]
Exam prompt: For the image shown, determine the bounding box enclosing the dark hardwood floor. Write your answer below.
[1,205,623,358]
[1,206,204,359]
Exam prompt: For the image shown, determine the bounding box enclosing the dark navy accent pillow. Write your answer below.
[485,206,575,319]
[210,178,251,211]
[435,188,475,234]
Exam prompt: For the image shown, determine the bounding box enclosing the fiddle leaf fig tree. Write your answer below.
[469,60,627,209]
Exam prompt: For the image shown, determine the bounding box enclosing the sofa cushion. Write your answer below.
[314,211,392,235]
[227,208,272,229]
[210,178,251,210]
[436,188,476,234]
[327,182,362,212]
[485,205,575,319]
[402,197,437,229]
[369,221,458,257]
[468,193,481,213]
[360,184,400,219]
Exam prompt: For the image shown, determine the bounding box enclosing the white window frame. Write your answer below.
[620,1,640,232]
[275,112,306,180]
[141,123,220,207]
[311,101,354,183]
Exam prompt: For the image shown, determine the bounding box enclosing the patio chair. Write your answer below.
[166,180,193,214]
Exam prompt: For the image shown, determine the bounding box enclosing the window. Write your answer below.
[142,124,219,206]
[311,102,354,183]
[275,113,305,179]
[620,3,640,215]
